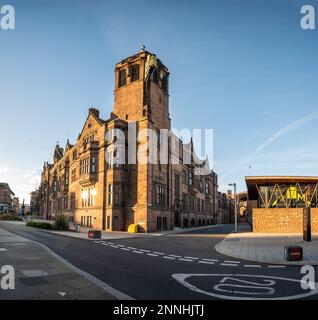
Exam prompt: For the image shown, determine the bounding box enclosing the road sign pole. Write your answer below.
[303,206,311,242]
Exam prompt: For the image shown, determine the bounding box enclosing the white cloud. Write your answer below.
[0,164,41,204]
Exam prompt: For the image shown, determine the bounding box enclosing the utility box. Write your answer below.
[284,245,303,261]
[88,230,102,240]
[75,224,81,233]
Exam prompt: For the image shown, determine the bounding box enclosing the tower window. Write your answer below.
[118,69,126,87]
[131,64,140,82]
[151,68,158,84]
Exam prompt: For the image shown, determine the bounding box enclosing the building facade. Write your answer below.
[246,176,318,233]
[38,50,219,232]
[30,190,40,215]
[0,182,15,213]
[12,197,19,215]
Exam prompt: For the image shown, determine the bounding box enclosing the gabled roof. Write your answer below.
[77,108,105,141]
[0,182,15,195]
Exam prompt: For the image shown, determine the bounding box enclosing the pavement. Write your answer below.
[1,221,318,300]
[215,226,318,265]
[29,221,228,241]
[0,227,117,300]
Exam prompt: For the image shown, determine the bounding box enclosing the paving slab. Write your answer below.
[0,228,117,300]
[215,228,318,265]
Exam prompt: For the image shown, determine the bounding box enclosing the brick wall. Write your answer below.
[253,208,312,233]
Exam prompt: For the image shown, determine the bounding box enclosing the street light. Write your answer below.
[229,183,238,233]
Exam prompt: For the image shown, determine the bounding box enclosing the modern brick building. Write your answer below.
[38,49,219,232]
[246,176,318,233]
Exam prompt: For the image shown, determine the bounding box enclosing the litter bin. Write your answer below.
[75,224,81,233]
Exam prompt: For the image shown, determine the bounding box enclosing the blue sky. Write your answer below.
[0,0,317,202]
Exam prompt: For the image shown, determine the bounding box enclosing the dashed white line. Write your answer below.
[163,256,176,260]
[268,265,286,268]
[220,263,239,267]
[153,252,164,255]
[120,248,130,251]
[133,251,144,254]
[185,256,199,260]
[244,264,262,268]
[147,253,159,257]
[224,260,240,264]
[110,245,119,248]
[0,248,7,252]
[168,255,182,258]
[199,261,215,265]
[202,258,218,262]
[117,244,125,247]
[178,258,194,262]
[128,247,137,250]
[139,249,151,253]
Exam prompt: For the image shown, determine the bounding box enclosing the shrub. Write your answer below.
[0,213,23,221]
[54,214,69,231]
[26,221,53,229]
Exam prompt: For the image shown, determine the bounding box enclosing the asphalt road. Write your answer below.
[1,222,317,300]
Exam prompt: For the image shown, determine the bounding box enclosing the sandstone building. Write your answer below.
[0,182,15,213]
[38,50,219,232]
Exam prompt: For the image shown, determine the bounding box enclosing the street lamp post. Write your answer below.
[229,183,238,233]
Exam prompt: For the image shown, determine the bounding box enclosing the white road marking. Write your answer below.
[139,249,151,253]
[120,248,130,251]
[110,245,119,248]
[117,244,125,247]
[0,248,7,252]
[220,263,239,267]
[179,258,194,262]
[101,243,109,246]
[153,252,164,255]
[267,265,286,268]
[147,253,159,257]
[172,273,318,300]
[128,247,137,250]
[58,292,66,297]
[133,251,144,254]
[185,256,199,260]
[199,261,215,265]
[169,254,182,258]
[224,260,240,264]
[203,258,218,262]
[244,265,262,268]
[163,256,176,260]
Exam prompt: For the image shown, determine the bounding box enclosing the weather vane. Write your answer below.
[140,44,146,52]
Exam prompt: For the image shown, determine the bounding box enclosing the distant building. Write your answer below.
[216,191,234,224]
[0,182,15,213]
[30,190,40,215]
[12,197,19,214]
[19,202,30,216]
[246,176,318,233]
[237,191,248,222]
